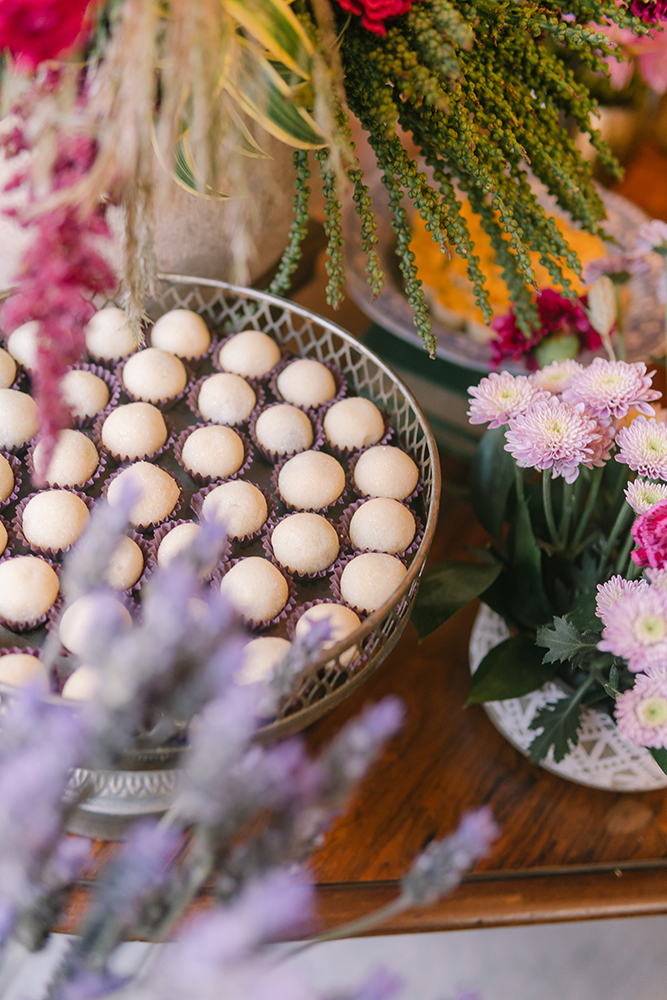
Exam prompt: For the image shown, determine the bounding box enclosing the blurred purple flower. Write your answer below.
[61,488,139,602]
[582,253,650,284]
[636,220,667,255]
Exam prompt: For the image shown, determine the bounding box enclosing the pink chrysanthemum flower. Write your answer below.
[615,417,667,480]
[635,219,667,255]
[467,372,547,429]
[625,479,667,514]
[561,358,660,420]
[531,359,583,395]
[596,575,648,624]
[646,567,667,589]
[615,674,667,749]
[586,417,615,467]
[504,397,602,483]
[597,585,667,672]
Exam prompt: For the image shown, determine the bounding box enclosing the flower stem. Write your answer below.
[559,480,576,549]
[614,529,635,577]
[280,897,408,961]
[614,284,626,362]
[514,462,525,501]
[542,469,559,546]
[601,501,632,571]
[571,465,603,552]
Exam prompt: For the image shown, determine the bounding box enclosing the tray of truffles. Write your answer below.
[0,276,440,742]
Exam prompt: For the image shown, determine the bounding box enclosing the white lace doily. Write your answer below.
[468,604,667,792]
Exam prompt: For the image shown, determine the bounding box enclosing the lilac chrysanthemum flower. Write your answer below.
[647,567,667,589]
[625,479,667,514]
[597,585,667,673]
[596,576,648,624]
[467,372,547,429]
[562,358,660,420]
[635,219,667,256]
[583,253,650,284]
[615,674,667,749]
[504,397,600,483]
[615,417,667,480]
[530,359,582,395]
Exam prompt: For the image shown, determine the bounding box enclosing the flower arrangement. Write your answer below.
[0,492,498,997]
[413,346,667,772]
[0,0,655,456]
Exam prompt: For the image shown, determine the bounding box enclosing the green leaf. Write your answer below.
[506,495,553,627]
[650,748,667,776]
[469,427,515,544]
[411,560,501,641]
[528,693,585,764]
[224,0,313,79]
[467,633,555,705]
[536,616,599,666]
[566,591,603,634]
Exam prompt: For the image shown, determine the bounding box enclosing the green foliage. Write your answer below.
[315,148,345,309]
[411,559,501,641]
[469,427,516,545]
[467,633,555,705]
[650,748,667,776]
[269,150,311,297]
[536,616,600,666]
[505,494,553,628]
[528,690,588,764]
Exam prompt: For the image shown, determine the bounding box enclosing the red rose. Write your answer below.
[0,0,94,70]
[337,0,414,35]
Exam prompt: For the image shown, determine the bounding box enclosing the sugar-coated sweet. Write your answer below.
[181,425,245,479]
[324,397,384,450]
[7,321,38,371]
[271,512,339,575]
[60,369,109,420]
[276,358,336,408]
[0,389,38,450]
[0,519,7,556]
[107,463,180,527]
[197,373,256,426]
[151,309,211,359]
[33,430,99,487]
[339,552,407,612]
[0,347,16,388]
[353,445,419,501]
[0,454,14,502]
[104,535,144,590]
[62,664,100,700]
[237,636,291,685]
[349,498,416,553]
[201,480,267,539]
[278,450,345,510]
[218,330,281,379]
[121,347,187,403]
[219,557,289,623]
[0,652,49,692]
[85,307,138,360]
[157,522,218,578]
[0,556,59,625]
[295,602,361,666]
[101,402,168,460]
[59,593,132,657]
[255,404,313,456]
[22,490,90,552]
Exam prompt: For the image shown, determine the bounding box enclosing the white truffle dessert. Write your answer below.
[59,593,132,657]
[85,307,138,361]
[270,512,339,576]
[200,480,268,540]
[121,347,187,404]
[21,490,90,553]
[276,358,337,409]
[0,389,38,450]
[277,451,345,511]
[217,330,281,379]
[0,454,16,503]
[0,346,17,388]
[237,636,291,685]
[0,519,8,557]
[348,498,416,554]
[353,445,419,501]
[294,603,361,667]
[196,373,257,426]
[32,429,100,487]
[104,534,145,591]
[0,651,49,692]
[6,321,38,371]
[100,402,168,461]
[0,556,59,627]
[219,557,289,624]
[254,404,313,458]
[62,664,100,701]
[179,425,245,481]
[339,552,407,613]
[156,522,218,578]
[106,463,180,528]
[151,309,211,359]
[60,368,111,421]
[324,397,385,451]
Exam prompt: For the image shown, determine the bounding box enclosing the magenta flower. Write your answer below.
[504,396,602,483]
[597,585,667,672]
[615,674,667,749]
[631,498,667,568]
[490,288,602,370]
[616,417,667,480]
[530,359,582,395]
[631,0,667,24]
[467,372,547,429]
[596,575,648,624]
[336,0,414,35]
[561,358,660,420]
[625,479,667,515]
[0,0,95,70]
